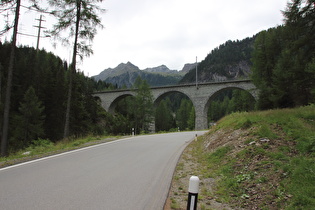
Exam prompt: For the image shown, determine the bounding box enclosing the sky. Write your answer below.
[1,0,289,77]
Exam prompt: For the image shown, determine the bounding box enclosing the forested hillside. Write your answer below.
[0,44,111,152]
[252,0,315,109]
[180,37,254,84]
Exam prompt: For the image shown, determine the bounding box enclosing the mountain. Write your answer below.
[104,70,182,88]
[143,65,178,74]
[92,61,140,82]
[92,62,182,88]
[93,36,255,88]
[179,36,255,84]
[181,63,198,75]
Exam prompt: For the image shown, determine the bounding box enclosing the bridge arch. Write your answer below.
[153,90,195,132]
[204,86,257,125]
[205,87,257,111]
[153,90,193,107]
[108,93,135,114]
[93,80,258,131]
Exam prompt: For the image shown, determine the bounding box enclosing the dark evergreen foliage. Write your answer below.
[155,99,175,132]
[0,44,109,152]
[11,86,45,149]
[176,99,195,130]
[252,0,315,109]
[208,89,255,122]
[112,77,154,134]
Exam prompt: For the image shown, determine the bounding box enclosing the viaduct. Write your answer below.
[93,80,258,131]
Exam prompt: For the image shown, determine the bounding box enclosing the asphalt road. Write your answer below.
[0,131,206,210]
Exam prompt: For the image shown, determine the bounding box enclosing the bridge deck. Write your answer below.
[93,79,253,94]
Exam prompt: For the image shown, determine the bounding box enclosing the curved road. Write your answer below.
[0,131,206,210]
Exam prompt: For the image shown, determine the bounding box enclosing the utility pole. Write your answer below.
[34,15,45,51]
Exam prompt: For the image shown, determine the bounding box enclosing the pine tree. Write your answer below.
[47,0,105,138]
[132,77,154,133]
[187,106,195,130]
[155,99,174,132]
[251,27,284,109]
[176,99,194,130]
[11,86,45,150]
[279,0,315,106]
[252,0,315,108]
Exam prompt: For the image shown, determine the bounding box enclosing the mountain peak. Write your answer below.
[92,62,140,81]
[116,62,139,71]
[143,65,178,74]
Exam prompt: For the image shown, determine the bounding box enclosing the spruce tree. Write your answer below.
[47,0,105,138]
[155,99,174,132]
[252,0,315,108]
[176,99,194,130]
[132,77,154,133]
[12,86,45,149]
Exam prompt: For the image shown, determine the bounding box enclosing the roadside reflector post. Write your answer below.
[187,176,200,210]
[195,134,198,141]
[132,128,135,136]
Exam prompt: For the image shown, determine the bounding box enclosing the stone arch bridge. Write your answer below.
[93,80,258,131]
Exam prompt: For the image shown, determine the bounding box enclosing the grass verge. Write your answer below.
[169,105,315,209]
[0,135,123,168]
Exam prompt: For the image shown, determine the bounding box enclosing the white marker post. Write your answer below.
[187,176,200,210]
[132,128,135,136]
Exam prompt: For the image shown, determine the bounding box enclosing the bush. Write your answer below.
[27,139,54,154]
[31,139,53,148]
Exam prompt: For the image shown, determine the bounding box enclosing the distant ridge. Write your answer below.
[143,65,178,74]
[92,62,183,88]
[92,61,140,82]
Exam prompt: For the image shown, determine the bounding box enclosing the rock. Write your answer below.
[260,138,270,143]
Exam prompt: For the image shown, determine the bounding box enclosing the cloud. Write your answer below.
[1,0,288,76]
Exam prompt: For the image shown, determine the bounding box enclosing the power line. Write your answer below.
[20,4,54,15]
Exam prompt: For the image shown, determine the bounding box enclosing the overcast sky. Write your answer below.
[1,0,289,76]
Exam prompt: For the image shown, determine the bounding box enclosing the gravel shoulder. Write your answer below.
[164,129,248,210]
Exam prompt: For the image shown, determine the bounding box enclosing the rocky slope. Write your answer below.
[180,37,255,84]
[92,62,186,88]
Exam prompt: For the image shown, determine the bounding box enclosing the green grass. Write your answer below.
[283,157,315,209]
[191,105,315,209]
[207,146,232,164]
[0,135,121,167]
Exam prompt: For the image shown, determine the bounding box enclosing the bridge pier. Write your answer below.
[192,94,209,130]
[194,108,208,130]
[149,121,155,133]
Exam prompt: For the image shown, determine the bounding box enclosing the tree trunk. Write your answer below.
[1,0,21,157]
[63,0,81,139]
